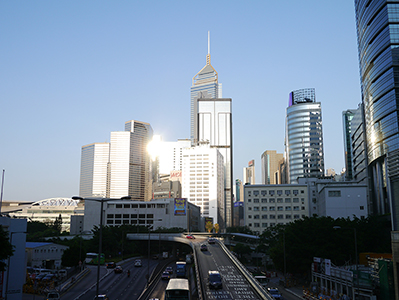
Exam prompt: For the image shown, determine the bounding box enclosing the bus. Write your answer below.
[85,253,105,265]
[175,261,186,278]
[165,278,190,300]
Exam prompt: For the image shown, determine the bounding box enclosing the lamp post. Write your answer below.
[5,231,26,300]
[72,196,131,299]
[334,226,358,299]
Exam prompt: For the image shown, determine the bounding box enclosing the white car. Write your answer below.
[134,259,142,267]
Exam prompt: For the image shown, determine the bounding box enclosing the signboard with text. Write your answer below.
[174,198,187,215]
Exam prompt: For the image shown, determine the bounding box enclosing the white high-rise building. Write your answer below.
[79,142,110,197]
[197,98,232,229]
[182,144,225,226]
[157,139,191,175]
[243,160,255,185]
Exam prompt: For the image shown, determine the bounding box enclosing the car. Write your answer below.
[267,287,282,299]
[208,237,216,244]
[114,266,123,274]
[46,292,60,300]
[152,254,159,260]
[186,235,195,239]
[161,271,170,280]
[208,270,222,289]
[134,259,142,267]
[106,262,116,269]
[42,274,55,281]
[94,295,109,300]
[200,244,208,251]
[165,266,173,274]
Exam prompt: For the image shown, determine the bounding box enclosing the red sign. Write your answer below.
[170,171,182,178]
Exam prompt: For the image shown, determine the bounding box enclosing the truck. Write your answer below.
[176,261,186,278]
[163,252,168,259]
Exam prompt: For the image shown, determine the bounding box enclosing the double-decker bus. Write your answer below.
[165,278,190,300]
[85,253,105,265]
[175,261,186,278]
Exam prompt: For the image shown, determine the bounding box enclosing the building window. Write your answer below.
[294,206,300,211]
[277,206,283,211]
[285,198,291,203]
[285,190,291,195]
[254,199,259,203]
[123,214,129,218]
[286,215,292,219]
[261,191,267,196]
[253,191,259,196]
[254,223,260,227]
[293,198,299,203]
[249,223,252,227]
[131,220,137,224]
[248,215,252,218]
[262,207,267,211]
[261,198,267,203]
[270,215,276,219]
[248,199,252,203]
[124,204,130,208]
[254,207,260,211]
[107,214,114,218]
[248,207,252,211]
[116,204,122,208]
[328,190,341,197]
[269,198,275,203]
[254,215,260,219]
[147,214,154,218]
[360,206,364,210]
[294,215,300,219]
[115,220,121,224]
[277,215,284,219]
[285,207,291,211]
[115,214,121,218]
[262,215,268,219]
[139,214,145,218]
[293,190,298,195]
[262,223,267,227]
[301,190,304,193]
[123,220,129,224]
[131,214,137,218]
[277,198,283,203]
[270,207,275,211]
[277,190,283,195]
[269,190,275,195]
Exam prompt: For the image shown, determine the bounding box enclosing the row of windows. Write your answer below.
[248,190,305,196]
[248,206,303,211]
[247,198,304,203]
[108,204,166,209]
[107,214,154,219]
[248,214,301,219]
[34,248,65,253]
[248,218,304,228]
[107,219,154,225]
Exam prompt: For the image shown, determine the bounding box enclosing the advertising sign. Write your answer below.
[174,198,187,215]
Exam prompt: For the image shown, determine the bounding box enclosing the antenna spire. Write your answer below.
[206,31,211,65]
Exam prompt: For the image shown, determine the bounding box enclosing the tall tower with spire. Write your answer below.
[190,32,222,145]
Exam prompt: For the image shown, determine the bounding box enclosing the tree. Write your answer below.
[0,226,14,271]
[53,214,62,234]
[205,222,213,233]
[233,243,252,261]
[214,223,220,233]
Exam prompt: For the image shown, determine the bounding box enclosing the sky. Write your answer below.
[0,1,361,202]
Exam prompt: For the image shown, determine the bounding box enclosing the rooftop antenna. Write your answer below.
[207,31,211,65]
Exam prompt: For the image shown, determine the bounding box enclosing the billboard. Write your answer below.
[174,198,187,215]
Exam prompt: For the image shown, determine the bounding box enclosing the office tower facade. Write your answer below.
[355,2,399,295]
[79,142,110,197]
[342,109,356,181]
[285,88,325,183]
[355,0,399,222]
[350,103,368,184]
[261,150,284,184]
[157,139,191,176]
[191,33,222,145]
[235,179,243,202]
[243,160,256,185]
[182,144,225,227]
[197,98,232,229]
[79,120,153,201]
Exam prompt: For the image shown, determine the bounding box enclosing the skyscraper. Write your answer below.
[285,88,324,183]
[197,98,233,229]
[354,2,399,294]
[342,109,356,181]
[261,150,284,184]
[182,144,225,226]
[191,32,222,145]
[79,142,110,197]
[243,160,255,185]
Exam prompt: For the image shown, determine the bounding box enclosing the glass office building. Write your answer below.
[355,0,399,227]
[342,109,356,181]
[285,88,324,183]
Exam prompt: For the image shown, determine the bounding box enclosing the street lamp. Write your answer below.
[72,196,131,299]
[333,226,359,299]
[5,231,26,300]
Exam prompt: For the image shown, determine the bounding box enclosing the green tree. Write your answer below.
[53,214,62,234]
[233,243,252,261]
[0,226,14,271]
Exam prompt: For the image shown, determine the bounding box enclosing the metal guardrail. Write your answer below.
[217,240,275,300]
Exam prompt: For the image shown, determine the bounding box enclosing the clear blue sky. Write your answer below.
[0,1,361,202]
